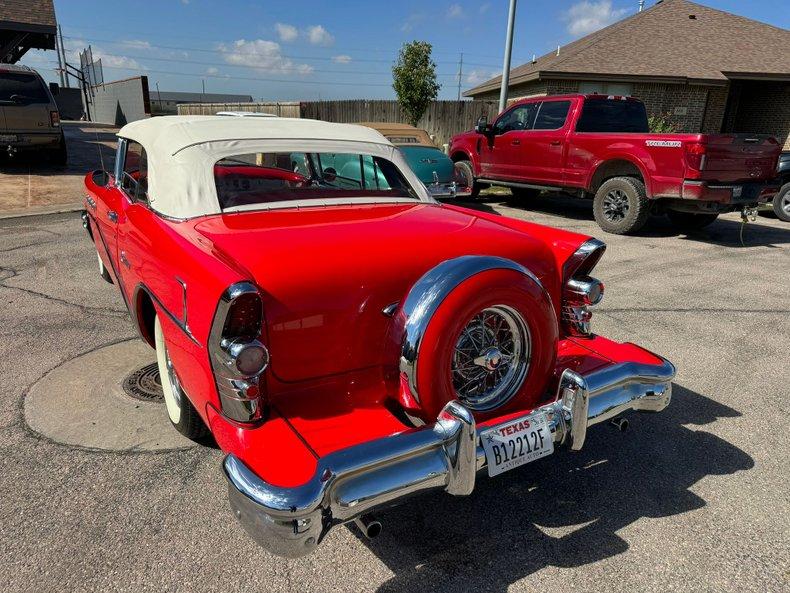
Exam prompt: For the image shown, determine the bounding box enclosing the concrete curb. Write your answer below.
[0,204,83,220]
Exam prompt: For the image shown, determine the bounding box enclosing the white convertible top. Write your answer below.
[116,116,430,219]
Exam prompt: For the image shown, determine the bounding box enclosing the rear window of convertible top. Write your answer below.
[214,151,418,210]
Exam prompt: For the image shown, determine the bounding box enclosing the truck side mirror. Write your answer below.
[475,115,489,135]
[49,82,60,96]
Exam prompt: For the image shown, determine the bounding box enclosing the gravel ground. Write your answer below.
[1,196,788,593]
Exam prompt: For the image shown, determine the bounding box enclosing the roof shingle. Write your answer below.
[466,0,790,97]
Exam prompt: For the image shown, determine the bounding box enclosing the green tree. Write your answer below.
[392,41,440,127]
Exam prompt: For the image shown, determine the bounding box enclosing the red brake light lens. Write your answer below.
[684,142,706,171]
[222,292,262,339]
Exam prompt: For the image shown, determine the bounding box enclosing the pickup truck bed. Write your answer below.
[450,94,781,234]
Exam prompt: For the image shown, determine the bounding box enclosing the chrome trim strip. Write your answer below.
[133,283,201,347]
[224,355,675,558]
[398,255,544,405]
[175,276,189,333]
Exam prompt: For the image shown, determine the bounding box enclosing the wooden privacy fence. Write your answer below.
[177,100,500,147]
[177,101,301,117]
[301,100,500,146]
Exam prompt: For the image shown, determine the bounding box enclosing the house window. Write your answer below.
[579,82,633,97]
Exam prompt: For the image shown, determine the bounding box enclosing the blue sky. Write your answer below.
[22,0,790,101]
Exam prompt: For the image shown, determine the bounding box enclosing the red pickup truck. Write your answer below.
[450,94,781,234]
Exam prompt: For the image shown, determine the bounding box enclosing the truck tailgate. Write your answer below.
[700,134,779,183]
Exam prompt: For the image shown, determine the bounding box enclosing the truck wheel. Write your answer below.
[667,210,719,230]
[454,160,480,198]
[593,177,650,235]
[154,315,209,441]
[773,183,790,222]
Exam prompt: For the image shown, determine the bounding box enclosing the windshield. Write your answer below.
[575,99,649,133]
[214,151,419,210]
[0,72,49,104]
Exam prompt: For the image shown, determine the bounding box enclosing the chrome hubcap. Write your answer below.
[164,347,183,409]
[602,189,630,222]
[782,193,790,214]
[452,306,530,411]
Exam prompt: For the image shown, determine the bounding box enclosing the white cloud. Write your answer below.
[219,39,314,75]
[332,54,352,64]
[206,67,219,75]
[306,25,334,46]
[121,39,152,50]
[401,13,424,33]
[447,3,464,18]
[479,3,491,14]
[64,37,145,72]
[275,23,298,42]
[466,69,499,85]
[562,1,629,37]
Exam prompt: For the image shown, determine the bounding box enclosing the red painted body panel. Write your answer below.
[84,159,666,489]
[190,203,562,384]
[449,94,781,201]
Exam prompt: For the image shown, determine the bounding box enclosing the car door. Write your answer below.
[114,140,155,305]
[482,102,539,179]
[521,99,572,185]
[84,146,124,285]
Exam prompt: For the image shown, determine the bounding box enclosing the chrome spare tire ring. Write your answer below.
[452,305,530,411]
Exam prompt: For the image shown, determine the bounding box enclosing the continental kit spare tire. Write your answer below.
[398,256,558,422]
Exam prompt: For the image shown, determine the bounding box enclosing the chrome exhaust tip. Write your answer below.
[353,514,382,539]
[609,417,629,432]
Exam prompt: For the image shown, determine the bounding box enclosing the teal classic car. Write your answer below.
[360,123,470,198]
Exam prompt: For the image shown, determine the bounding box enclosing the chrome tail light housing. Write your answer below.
[561,239,606,337]
[209,281,269,422]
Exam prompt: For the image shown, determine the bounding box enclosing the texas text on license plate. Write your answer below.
[481,412,553,477]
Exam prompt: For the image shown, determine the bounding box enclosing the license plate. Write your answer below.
[732,186,743,198]
[481,412,554,477]
[0,134,17,143]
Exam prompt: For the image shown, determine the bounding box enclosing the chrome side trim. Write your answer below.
[224,355,675,558]
[133,283,201,347]
[175,277,189,333]
[562,238,606,283]
[398,255,543,405]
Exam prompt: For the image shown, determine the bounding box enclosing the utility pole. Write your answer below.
[55,31,65,87]
[456,52,463,101]
[499,0,517,113]
[58,25,69,88]
[638,0,645,11]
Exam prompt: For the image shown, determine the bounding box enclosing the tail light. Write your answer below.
[684,142,707,173]
[561,239,606,337]
[50,111,60,127]
[209,281,269,423]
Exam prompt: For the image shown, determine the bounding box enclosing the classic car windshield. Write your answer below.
[214,151,419,210]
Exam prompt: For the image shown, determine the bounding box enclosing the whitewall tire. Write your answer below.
[154,315,209,440]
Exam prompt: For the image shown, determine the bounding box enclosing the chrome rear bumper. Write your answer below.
[223,356,675,558]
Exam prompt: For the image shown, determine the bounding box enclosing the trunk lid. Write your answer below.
[193,203,559,383]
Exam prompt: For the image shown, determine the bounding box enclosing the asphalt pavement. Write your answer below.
[1,196,788,593]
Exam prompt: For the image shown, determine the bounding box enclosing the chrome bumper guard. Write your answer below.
[426,180,471,199]
[223,357,675,558]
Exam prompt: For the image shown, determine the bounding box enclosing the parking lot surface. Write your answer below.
[1,196,788,593]
[0,122,117,217]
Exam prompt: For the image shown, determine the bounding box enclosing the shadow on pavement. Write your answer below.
[447,192,790,247]
[351,384,752,593]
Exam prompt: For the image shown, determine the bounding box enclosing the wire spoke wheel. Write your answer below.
[451,305,530,411]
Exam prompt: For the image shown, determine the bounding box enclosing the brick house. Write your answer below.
[465,0,790,150]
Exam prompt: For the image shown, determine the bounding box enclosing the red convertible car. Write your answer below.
[82,116,675,558]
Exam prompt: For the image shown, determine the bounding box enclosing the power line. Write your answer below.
[62,35,500,68]
[77,50,465,78]
[58,26,505,60]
